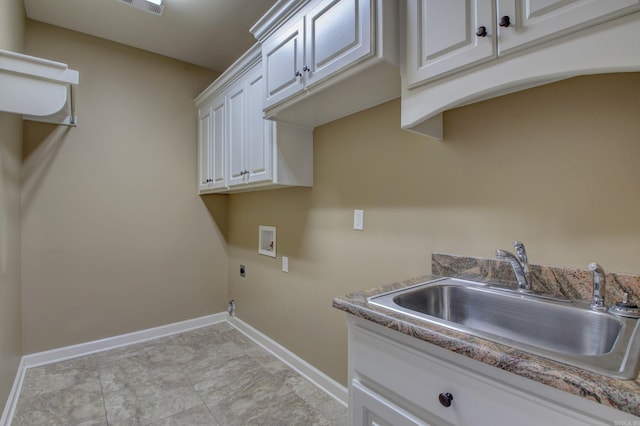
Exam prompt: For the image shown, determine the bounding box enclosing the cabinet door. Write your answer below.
[351,380,429,426]
[245,66,272,184]
[209,97,227,190]
[405,0,495,87]
[226,80,247,187]
[198,99,226,193]
[263,19,305,109]
[305,0,373,87]
[198,104,212,192]
[497,0,640,55]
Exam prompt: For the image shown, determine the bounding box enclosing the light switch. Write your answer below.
[282,256,289,273]
[354,209,364,231]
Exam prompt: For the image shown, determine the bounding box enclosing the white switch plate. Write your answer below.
[354,209,364,231]
[282,256,289,273]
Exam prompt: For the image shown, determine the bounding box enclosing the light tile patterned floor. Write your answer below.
[12,322,348,425]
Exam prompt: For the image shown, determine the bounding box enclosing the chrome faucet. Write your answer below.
[589,262,607,310]
[496,241,531,291]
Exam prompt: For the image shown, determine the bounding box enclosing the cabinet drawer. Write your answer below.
[351,325,607,425]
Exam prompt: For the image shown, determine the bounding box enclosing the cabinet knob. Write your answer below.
[476,26,487,37]
[295,71,302,77]
[303,65,310,72]
[499,16,511,27]
[438,392,454,408]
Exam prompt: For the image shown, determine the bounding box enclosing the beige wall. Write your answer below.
[228,73,640,385]
[21,21,228,353]
[0,0,24,409]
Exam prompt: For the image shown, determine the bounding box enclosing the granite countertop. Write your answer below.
[333,273,640,418]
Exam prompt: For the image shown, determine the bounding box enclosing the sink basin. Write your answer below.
[368,278,640,379]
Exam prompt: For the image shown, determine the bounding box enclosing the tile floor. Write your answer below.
[12,322,348,425]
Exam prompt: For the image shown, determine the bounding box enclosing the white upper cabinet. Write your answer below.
[198,96,226,192]
[245,66,272,185]
[226,66,273,188]
[406,0,496,87]
[197,104,212,193]
[226,78,248,188]
[263,19,305,107]
[195,45,313,194]
[497,0,640,54]
[263,0,373,109]
[253,0,398,128]
[401,0,640,139]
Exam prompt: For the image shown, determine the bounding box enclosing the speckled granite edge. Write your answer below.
[432,253,640,305]
[333,270,640,418]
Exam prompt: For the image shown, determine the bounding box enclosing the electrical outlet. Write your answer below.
[354,209,364,231]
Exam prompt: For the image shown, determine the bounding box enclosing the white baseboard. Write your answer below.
[228,316,348,407]
[1,312,226,426]
[1,312,348,426]
[0,358,25,426]
[22,313,227,368]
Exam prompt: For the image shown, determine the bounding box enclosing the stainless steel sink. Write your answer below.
[368,278,640,379]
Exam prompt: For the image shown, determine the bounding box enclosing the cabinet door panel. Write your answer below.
[351,380,429,426]
[210,97,226,189]
[406,0,495,87]
[306,0,373,87]
[226,81,246,187]
[246,67,272,184]
[263,20,305,108]
[497,0,640,54]
[198,105,212,192]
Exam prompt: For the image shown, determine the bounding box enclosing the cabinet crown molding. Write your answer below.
[250,0,313,42]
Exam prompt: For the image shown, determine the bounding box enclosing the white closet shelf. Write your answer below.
[0,49,79,126]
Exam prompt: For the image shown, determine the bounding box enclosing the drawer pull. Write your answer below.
[438,392,454,408]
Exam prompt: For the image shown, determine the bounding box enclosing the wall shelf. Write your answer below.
[0,49,79,126]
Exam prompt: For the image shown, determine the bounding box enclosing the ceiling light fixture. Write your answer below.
[117,0,165,16]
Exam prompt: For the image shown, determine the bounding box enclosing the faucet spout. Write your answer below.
[496,241,531,291]
[589,262,607,310]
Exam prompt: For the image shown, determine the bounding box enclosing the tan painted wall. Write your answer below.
[21,21,229,353]
[228,73,640,385]
[0,0,24,409]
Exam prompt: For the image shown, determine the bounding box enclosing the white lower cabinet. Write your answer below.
[348,317,636,426]
[196,44,313,194]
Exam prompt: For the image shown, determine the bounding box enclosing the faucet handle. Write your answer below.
[589,262,607,310]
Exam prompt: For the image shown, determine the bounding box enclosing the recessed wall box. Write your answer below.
[258,226,276,257]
